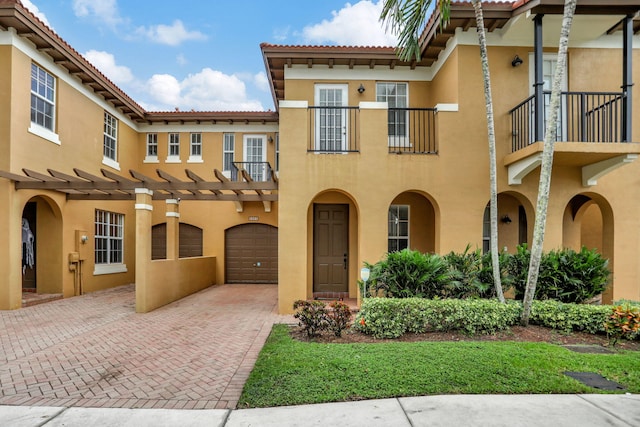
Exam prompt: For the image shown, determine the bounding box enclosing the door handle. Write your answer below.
[343,253,347,269]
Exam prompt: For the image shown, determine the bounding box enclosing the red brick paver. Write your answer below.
[0,284,293,409]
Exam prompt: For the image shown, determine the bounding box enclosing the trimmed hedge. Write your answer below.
[355,298,521,339]
[355,298,640,340]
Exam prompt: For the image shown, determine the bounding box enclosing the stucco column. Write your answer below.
[0,180,22,309]
[165,199,180,260]
[135,188,153,313]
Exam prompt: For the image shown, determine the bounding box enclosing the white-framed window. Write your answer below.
[30,63,55,131]
[377,82,408,147]
[223,133,235,177]
[188,133,203,162]
[314,84,348,152]
[388,205,409,252]
[145,133,158,162]
[482,205,490,254]
[103,112,118,164]
[243,135,267,181]
[94,209,127,275]
[167,133,180,162]
[275,133,279,172]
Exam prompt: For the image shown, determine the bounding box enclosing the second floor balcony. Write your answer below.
[307,106,437,155]
[510,91,627,152]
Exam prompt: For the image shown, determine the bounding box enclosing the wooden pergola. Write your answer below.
[0,167,278,211]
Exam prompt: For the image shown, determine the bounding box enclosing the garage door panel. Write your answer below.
[225,224,278,284]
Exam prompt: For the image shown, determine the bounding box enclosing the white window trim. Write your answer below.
[145,133,159,163]
[243,134,267,181]
[167,133,181,163]
[222,133,235,176]
[188,133,203,163]
[102,156,121,170]
[388,204,410,251]
[94,263,128,275]
[30,63,56,133]
[28,123,61,145]
[376,82,410,147]
[314,84,349,152]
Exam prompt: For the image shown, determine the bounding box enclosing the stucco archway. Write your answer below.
[21,195,63,295]
[482,192,534,254]
[388,191,438,254]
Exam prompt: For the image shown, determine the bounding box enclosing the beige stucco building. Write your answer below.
[1,0,640,314]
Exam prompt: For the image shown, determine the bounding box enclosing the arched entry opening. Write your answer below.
[482,192,534,253]
[225,223,278,284]
[562,193,613,302]
[21,195,63,295]
[388,191,437,253]
[308,190,359,299]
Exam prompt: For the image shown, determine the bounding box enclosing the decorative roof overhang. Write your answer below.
[0,0,146,122]
[0,168,278,205]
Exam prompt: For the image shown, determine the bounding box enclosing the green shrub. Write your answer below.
[528,300,611,334]
[367,249,451,298]
[604,304,640,346]
[509,245,609,304]
[443,246,512,299]
[293,300,328,338]
[355,298,521,339]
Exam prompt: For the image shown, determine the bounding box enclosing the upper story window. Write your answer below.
[167,133,180,162]
[388,205,409,252]
[145,133,158,162]
[189,133,203,162]
[31,63,55,131]
[94,209,127,275]
[223,133,235,176]
[377,82,408,146]
[103,112,118,164]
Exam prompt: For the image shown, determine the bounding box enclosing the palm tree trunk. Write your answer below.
[471,0,505,303]
[521,0,578,325]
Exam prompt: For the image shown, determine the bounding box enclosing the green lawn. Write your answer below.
[238,324,640,408]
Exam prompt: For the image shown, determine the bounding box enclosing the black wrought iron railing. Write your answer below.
[308,106,359,153]
[387,108,437,154]
[510,91,625,152]
[231,161,273,182]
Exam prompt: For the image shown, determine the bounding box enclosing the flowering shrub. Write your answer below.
[605,304,640,346]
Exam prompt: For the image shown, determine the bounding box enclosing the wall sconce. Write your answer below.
[268,136,273,143]
[501,215,512,224]
[511,55,523,67]
[357,84,365,94]
[81,235,89,244]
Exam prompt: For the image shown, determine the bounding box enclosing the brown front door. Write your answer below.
[313,204,348,292]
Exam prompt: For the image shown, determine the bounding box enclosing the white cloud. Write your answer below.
[73,0,122,28]
[135,20,207,46]
[253,72,270,93]
[21,0,53,29]
[144,69,263,111]
[176,54,188,66]
[302,0,396,46]
[83,50,134,85]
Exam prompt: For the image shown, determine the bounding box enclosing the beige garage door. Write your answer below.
[225,224,278,284]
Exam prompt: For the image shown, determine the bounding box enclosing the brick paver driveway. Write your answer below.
[0,284,290,409]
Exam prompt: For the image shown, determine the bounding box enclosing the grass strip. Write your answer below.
[238,324,640,408]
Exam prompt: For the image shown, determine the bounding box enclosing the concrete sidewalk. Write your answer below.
[2,394,639,426]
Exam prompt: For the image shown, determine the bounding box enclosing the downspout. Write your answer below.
[534,14,544,143]
[622,15,633,142]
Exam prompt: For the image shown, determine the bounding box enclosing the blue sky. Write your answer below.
[22,0,399,112]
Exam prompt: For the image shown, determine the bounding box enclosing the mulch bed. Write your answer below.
[289,324,640,351]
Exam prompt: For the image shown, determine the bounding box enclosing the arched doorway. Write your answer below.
[389,191,437,253]
[562,193,613,302]
[482,192,533,253]
[225,223,278,284]
[21,195,63,294]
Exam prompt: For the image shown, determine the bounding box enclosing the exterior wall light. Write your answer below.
[511,55,524,67]
[501,215,512,224]
[357,84,366,94]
